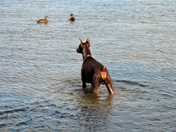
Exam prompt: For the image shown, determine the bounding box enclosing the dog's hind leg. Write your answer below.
[104,75,114,94]
[92,75,101,95]
[100,66,114,94]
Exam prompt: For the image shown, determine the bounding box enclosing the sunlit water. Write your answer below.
[0,0,176,131]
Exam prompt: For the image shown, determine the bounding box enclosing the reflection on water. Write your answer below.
[76,95,114,132]
[0,0,176,131]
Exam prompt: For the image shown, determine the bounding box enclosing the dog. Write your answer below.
[76,38,114,95]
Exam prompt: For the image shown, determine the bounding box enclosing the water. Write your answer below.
[0,0,176,131]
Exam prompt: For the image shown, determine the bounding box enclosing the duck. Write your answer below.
[37,16,49,23]
[69,13,75,22]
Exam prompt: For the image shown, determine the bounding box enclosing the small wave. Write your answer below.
[15,119,32,126]
[115,80,146,87]
[0,106,29,115]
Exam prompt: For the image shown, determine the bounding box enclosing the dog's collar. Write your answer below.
[83,55,92,61]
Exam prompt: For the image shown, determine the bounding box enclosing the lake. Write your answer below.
[0,0,176,131]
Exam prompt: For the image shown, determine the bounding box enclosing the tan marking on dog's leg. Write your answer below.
[101,66,107,80]
[93,87,98,95]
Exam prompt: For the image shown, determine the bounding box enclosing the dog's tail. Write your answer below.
[101,66,107,80]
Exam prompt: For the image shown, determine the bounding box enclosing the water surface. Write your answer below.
[0,0,176,131]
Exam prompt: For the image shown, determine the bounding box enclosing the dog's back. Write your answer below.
[82,56,104,83]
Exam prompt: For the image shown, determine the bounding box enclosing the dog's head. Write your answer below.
[76,38,90,53]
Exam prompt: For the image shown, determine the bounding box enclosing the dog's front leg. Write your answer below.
[81,68,86,88]
[82,81,86,89]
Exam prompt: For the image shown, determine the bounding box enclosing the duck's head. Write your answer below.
[70,14,74,17]
[45,16,49,19]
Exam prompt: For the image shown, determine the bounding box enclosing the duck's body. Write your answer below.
[69,14,75,22]
[37,16,49,23]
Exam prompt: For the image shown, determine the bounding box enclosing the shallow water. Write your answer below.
[0,0,176,131]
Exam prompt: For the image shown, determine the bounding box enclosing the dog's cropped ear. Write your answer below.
[79,38,83,47]
[79,38,83,43]
[79,38,84,48]
[86,38,90,47]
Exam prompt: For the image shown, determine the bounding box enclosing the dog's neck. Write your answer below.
[82,46,92,61]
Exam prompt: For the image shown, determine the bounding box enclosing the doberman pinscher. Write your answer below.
[76,38,114,95]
